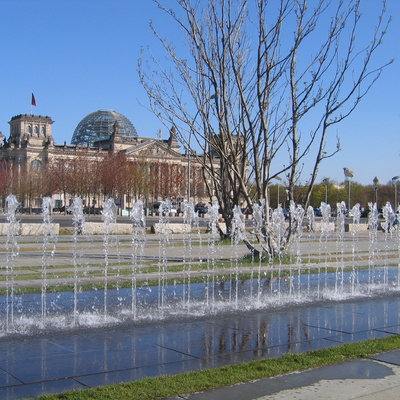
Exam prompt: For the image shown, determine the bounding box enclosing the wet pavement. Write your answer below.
[1,294,400,399]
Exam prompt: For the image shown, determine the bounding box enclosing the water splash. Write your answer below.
[368,202,379,289]
[397,204,400,288]
[290,201,305,296]
[349,203,361,293]
[101,198,117,319]
[320,202,332,293]
[382,202,395,287]
[252,199,267,302]
[182,200,199,311]
[306,205,316,293]
[271,205,286,300]
[130,199,146,319]
[41,196,57,327]
[4,195,20,331]
[231,206,246,306]
[335,201,347,293]
[206,200,220,311]
[68,197,85,324]
[157,199,173,315]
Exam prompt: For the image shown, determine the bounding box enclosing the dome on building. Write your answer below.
[71,110,137,146]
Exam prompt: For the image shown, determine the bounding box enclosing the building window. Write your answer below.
[34,126,39,134]
[55,199,62,208]
[41,126,46,135]
[31,160,42,170]
[26,125,32,134]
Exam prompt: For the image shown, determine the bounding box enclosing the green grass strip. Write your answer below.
[29,334,400,400]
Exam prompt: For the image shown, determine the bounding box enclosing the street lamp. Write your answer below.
[392,176,400,209]
[373,176,379,207]
[322,178,329,204]
[343,167,354,210]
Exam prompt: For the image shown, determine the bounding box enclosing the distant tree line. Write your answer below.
[267,179,399,211]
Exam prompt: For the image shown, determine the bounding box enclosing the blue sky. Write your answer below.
[0,0,399,186]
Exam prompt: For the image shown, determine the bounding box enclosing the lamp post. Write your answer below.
[343,168,354,210]
[373,176,379,208]
[322,178,329,203]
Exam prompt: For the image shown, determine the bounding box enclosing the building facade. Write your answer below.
[0,110,209,214]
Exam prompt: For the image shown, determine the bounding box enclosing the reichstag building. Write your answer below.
[0,110,207,213]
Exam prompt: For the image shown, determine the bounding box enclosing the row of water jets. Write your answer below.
[1,194,400,334]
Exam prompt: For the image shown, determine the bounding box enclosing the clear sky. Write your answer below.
[0,0,399,186]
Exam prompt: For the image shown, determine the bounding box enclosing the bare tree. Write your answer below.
[0,160,14,206]
[139,0,392,254]
[127,156,154,201]
[47,158,73,213]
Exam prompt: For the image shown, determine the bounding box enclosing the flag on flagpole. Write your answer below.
[31,93,37,106]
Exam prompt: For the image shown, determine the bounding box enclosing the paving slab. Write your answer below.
[371,349,400,366]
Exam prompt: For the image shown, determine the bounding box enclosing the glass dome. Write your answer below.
[71,110,137,146]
